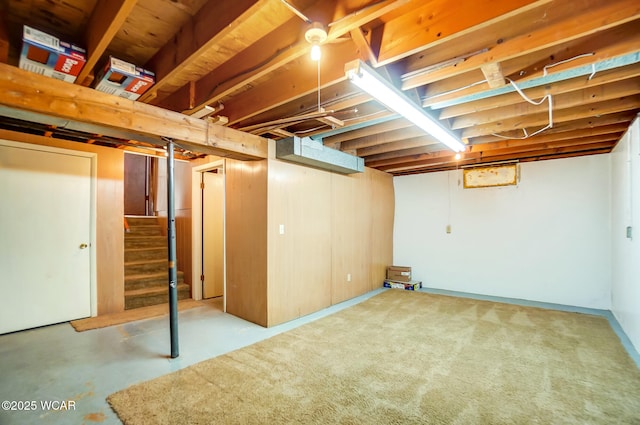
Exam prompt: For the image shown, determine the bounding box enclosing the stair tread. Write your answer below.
[125,271,183,281]
[124,216,188,311]
[125,258,166,266]
[125,284,190,297]
[125,246,166,252]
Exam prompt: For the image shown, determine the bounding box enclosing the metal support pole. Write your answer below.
[166,139,179,358]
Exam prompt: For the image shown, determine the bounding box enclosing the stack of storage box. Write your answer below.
[384,266,422,291]
[18,26,155,101]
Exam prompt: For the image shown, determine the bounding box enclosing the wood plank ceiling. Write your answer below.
[0,0,638,174]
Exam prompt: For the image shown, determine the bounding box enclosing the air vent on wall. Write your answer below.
[276,136,364,174]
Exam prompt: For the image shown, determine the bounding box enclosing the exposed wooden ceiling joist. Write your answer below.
[1,0,638,174]
[401,0,640,90]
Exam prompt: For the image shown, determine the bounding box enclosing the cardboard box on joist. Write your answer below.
[94,56,155,101]
[19,25,86,83]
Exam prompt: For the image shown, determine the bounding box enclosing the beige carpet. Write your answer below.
[108,290,640,424]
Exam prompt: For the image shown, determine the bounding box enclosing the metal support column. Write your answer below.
[166,139,179,358]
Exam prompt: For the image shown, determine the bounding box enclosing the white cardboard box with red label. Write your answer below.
[19,25,86,83]
[94,56,155,100]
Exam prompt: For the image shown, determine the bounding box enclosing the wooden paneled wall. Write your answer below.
[367,169,396,295]
[225,158,269,326]
[224,140,394,327]
[267,159,333,326]
[267,162,394,326]
[0,129,125,315]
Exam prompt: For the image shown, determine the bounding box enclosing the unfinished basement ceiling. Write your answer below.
[1,0,639,174]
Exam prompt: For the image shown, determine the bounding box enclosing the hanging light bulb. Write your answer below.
[305,22,327,62]
[310,44,321,61]
[455,153,461,160]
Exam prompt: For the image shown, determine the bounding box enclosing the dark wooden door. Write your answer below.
[124,153,150,215]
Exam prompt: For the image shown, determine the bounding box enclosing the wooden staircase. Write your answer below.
[124,216,190,310]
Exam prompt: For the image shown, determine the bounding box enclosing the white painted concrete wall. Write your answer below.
[611,116,640,353]
[393,155,612,309]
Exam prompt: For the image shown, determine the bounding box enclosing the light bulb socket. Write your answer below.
[305,22,327,45]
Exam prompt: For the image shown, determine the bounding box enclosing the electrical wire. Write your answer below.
[543,52,595,76]
[423,80,487,102]
[491,78,553,140]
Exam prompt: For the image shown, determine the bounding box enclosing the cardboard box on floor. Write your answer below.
[386,266,412,282]
[19,25,86,83]
[94,56,155,100]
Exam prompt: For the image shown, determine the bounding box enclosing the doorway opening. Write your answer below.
[124,152,155,216]
[192,160,226,310]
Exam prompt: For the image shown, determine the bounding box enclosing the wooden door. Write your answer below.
[0,141,92,334]
[124,153,149,215]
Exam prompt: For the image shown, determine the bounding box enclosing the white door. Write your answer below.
[0,142,92,334]
[202,170,224,298]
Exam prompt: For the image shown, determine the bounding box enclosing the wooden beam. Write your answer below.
[341,126,426,151]
[349,28,378,66]
[470,112,637,143]
[139,0,277,104]
[357,135,439,157]
[390,148,613,175]
[451,79,640,130]
[322,93,371,113]
[462,95,640,138]
[375,0,547,65]
[364,124,628,164]
[323,117,412,147]
[439,63,640,119]
[157,0,409,113]
[368,128,625,168]
[76,0,138,86]
[376,138,617,172]
[402,0,640,90]
[480,62,505,88]
[222,41,358,125]
[425,23,640,108]
[154,0,333,112]
[0,64,267,160]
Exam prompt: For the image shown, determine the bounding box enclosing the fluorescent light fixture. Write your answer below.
[345,60,465,152]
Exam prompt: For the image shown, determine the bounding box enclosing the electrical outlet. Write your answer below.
[347,273,351,282]
[446,224,451,234]
[279,224,285,235]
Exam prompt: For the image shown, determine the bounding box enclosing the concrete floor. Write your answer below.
[0,289,384,425]
[1,287,638,425]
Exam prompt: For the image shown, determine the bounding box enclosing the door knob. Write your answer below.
[79,243,88,249]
